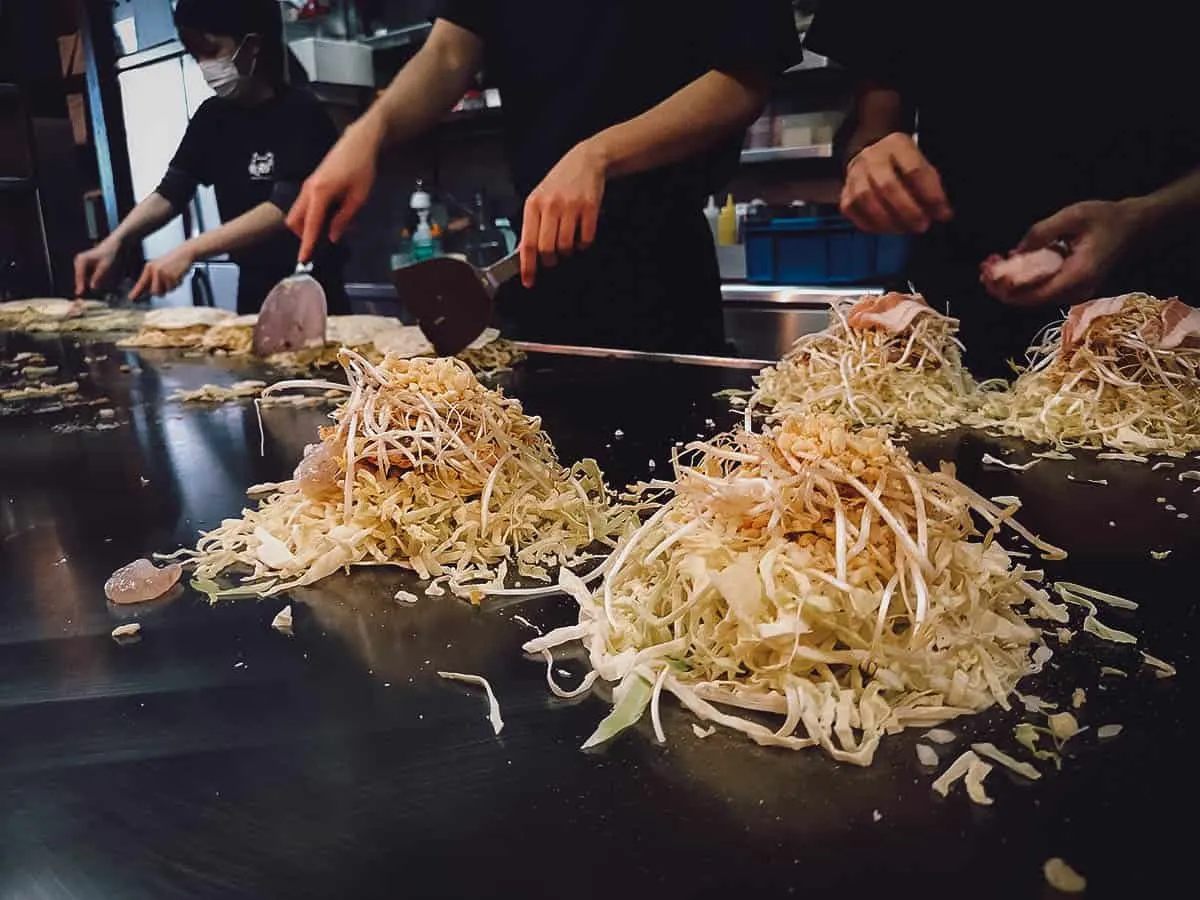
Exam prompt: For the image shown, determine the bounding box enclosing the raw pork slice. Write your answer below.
[1157,299,1200,349]
[980,248,1065,295]
[846,293,934,333]
[1062,296,1130,351]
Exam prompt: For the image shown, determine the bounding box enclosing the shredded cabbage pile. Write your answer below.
[749,300,983,433]
[528,414,1066,765]
[186,350,636,597]
[971,294,1200,453]
[454,338,526,374]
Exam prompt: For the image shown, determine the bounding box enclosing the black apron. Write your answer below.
[233,246,349,317]
[496,195,725,355]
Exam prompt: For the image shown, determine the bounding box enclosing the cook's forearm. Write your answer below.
[585,70,769,180]
[185,203,286,260]
[1122,166,1200,238]
[360,20,482,150]
[842,83,908,168]
[109,193,177,247]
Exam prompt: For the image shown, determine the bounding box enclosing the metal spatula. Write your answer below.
[253,262,328,356]
[392,251,520,357]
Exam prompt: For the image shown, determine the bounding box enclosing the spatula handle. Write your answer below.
[482,251,520,293]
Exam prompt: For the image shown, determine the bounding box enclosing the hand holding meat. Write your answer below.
[130,245,196,300]
[985,200,1139,307]
[519,141,606,288]
[840,133,953,234]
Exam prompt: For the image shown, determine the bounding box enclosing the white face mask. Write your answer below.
[199,37,256,98]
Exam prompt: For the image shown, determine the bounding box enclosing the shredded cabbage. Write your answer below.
[1055,581,1138,610]
[437,671,504,735]
[1140,651,1177,678]
[1047,711,1081,742]
[1043,858,1087,894]
[982,453,1038,471]
[932,749,979,797]
[971,294,1200,453]
[970,741,1042,780]
[184,352,636,597]
[749,298,985,434]
[964,757,995,805]
[924,728,957,745]
[1083,615,1137,645]
[531,414,1064,765]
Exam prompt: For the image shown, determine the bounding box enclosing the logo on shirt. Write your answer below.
[248,151,275,180]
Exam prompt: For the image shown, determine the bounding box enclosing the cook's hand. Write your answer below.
[73,239,121,296]
[287,117,383,263]
[841,133,953,234]
[519,141,606,288]
[130,245,195,301]
[1000,200,1138,307]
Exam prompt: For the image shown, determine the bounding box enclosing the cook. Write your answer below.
[288,0,800,355]
[806,0,1200,377]
[74,0,347,315]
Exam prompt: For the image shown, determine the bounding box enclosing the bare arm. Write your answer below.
[840,83,910,170]
[362,19,482,150]
[587,70,769,180]
[74,192,177,294]
[1122,166,1200,238]
[287,19,482,259]
[996,165,1200,307]
[129,203,287,300]
[836,81,950,234]
[110,193,178,247]
[187,203,285,259]
[518,69,771,286]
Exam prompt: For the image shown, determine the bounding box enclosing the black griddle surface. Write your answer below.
[1,333,1197,899]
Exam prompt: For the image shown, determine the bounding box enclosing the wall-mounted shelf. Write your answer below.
[361,23,432,51]
[740,144,833,164]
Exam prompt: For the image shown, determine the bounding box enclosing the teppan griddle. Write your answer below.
[1,333,1195,899]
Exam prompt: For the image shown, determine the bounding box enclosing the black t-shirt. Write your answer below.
[433,0,801,204]
[156,87,343,295]
[806,0,1200,375]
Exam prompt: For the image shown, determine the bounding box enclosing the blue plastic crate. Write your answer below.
[743,215,910,286]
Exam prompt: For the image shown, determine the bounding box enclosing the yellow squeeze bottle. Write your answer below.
[717,194,738,246]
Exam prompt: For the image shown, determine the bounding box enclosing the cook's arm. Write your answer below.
[587,69,769,179]
[1120,166,1200,237]
[130,204,286,300]
[109,194,179,247]
[838,82,910,170]
[517,69,770,286]
[288,20,482,259]
[362,20,481,150]
[835,81,950,234]
[1000,165,1200,307]
[73,193,177,294]
[187,204,286,259]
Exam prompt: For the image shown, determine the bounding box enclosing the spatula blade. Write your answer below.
[392,257,493,357]
[253,274,328,356]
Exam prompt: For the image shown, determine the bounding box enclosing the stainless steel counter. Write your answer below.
[346,282,882,362]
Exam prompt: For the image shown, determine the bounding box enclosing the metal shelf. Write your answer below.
[739,144,833,164]
[361,23,432,51]
[0,176,34,193]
